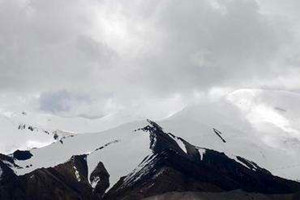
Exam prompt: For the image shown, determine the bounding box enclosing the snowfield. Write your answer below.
[0,109,138,154]
[14,120,152,188]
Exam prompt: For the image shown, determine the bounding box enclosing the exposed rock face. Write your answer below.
[90,162,110,199]
[0,154,94,200]
[0,155,25,200]
[22,155,92,200]
[1,120,300,200]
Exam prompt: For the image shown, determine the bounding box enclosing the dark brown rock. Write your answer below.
[90,162,110,199]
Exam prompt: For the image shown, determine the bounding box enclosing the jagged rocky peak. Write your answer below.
[90,161,110,199]
[137,119,191,155]
[137,119,208,163]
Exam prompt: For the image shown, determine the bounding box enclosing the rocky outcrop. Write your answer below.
[0,154,95,200]
[0,155,26,200]
[0,153,111,200]
[90,162,110,199]
[21,155,92,200]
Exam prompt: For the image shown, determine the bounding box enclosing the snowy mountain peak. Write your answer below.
[1,119,300,199]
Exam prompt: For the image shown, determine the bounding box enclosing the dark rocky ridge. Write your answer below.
[1,120,300,200]
[0,154,93,200]
[104,120,300,200]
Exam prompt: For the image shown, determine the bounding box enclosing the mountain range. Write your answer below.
[0,89,300,199]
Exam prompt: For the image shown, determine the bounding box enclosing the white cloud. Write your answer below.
[0,0,299,118]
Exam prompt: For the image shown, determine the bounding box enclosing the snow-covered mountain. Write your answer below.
[0,88,300,199]
[159,89,300,180]
[1,89,300,179]
[1,119,300,200]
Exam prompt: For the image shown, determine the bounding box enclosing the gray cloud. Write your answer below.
[39,90,93,113]
[0,0,299,117]
[39,90,73,113]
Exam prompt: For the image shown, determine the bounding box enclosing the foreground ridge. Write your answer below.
[1,120,300,200]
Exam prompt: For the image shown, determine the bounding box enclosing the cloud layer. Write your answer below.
[0,0,300,118]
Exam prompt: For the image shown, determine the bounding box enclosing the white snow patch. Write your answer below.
[173,137,187,154]
[151,136,157,149]
[25,140,53,150]
[235,158,252,170]
[73,165,81,182]
[91,176,100,188]
[224,152,252,170]
[198,148,206,160]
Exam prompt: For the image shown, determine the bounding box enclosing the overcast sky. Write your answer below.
[0,0,300,119]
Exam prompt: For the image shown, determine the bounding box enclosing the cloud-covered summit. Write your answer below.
[0,0,299,118]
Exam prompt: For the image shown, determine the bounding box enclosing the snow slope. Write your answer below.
[0,109,137,154]
[0,113,54,154]
[160,89,300,180]
[14,120,152,187]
